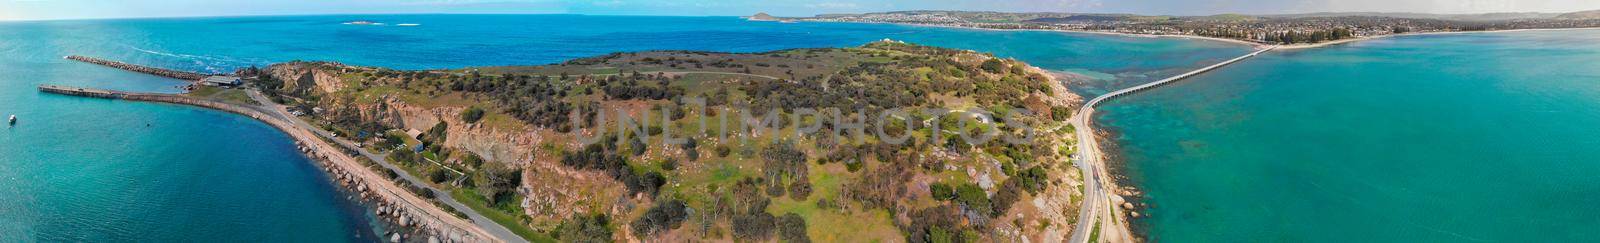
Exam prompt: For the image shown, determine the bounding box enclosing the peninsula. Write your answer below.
[45,41,1091,242]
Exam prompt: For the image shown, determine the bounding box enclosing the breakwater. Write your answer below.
[65,55,209,81]
[38,85,500,243]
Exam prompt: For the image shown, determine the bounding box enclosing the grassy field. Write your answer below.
[186,86,257,105]
[452,189,554,242]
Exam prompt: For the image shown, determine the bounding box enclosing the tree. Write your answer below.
[778,213,811,243]
[629,199,690,237]
[475,163,523,207]
[426,167,454,183]
[732,211,777,240]
[954,183,991,216]
[425,121,449,143]
[789,178,812,200]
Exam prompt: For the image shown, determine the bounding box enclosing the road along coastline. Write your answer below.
[38,85,504,243]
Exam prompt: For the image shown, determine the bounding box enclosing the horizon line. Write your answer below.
[5,9,1595,23]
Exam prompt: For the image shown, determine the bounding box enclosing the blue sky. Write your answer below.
[3,0,1598,21]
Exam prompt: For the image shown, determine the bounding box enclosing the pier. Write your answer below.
[65,55,209,81]
[1068,46,1275,243]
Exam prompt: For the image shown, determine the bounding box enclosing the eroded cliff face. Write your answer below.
[388,101,540,166]
[266,61,347,94]
[263,61,615,225]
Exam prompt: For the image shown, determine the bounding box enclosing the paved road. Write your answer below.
[1067,46,1275,243]
[245,90,529,243]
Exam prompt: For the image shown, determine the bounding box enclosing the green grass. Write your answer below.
[451,189,555,242]
[1088,221,1102,243]
[186,86,258,105]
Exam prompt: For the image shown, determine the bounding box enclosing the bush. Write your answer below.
[954,183,991,216]
[557,214,613,243]
[460,152,485,169]
[732,211,776,241]
[980,59,1006,74]
[789,179,812,200]
[426,167,454,183]
[930,182,955,201]
[629,199,689,237]
[992,179,1024,217]
[661,158,678,171]
[715,145,732,157]
[425,121,449,143]
[461,106,486,123]
[778,213,811,243]
[475,163,523,207]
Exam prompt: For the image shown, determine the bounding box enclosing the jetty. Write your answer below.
[38,84,505,243]
[65,55,209,81]
[1068,46,1275,243]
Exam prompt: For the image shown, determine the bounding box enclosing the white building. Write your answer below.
[200,76,242,86]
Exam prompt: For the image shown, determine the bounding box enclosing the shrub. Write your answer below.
[732,211,776,241]
[789,179,812,200]
[980,59,1006,74]
[661,158,678,171]
[930,182,955,201]
[557,214,613,243]
[460,152,485,169]
[629,199,689,237]
[954,183,991,216]
[426,167,454,183]
[715,145,732,157]
[778,213,811,243]
[460,106,486,123]
[475,163,523,207]
[992,179,1024,217]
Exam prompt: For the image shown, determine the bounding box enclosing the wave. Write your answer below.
[396,23,421,27]
[123,45,270,74]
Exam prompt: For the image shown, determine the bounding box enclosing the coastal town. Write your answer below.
[790,10,1600,44]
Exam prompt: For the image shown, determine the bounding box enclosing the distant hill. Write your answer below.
[1026,14,1137,23]
[1558,10,1600,20]
[747,12,779,21]
[1198,14,1260,22]
[815,10,1578,22]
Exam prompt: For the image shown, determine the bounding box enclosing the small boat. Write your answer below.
[8,115,14,126]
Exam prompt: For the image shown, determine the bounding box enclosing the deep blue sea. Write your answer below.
[0,15,1246,241]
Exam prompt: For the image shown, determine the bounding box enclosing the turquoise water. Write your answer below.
[1102,29,1600,241]
[0,15,1244,240]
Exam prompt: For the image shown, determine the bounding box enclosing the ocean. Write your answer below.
[1101,29,1600,241]
[0,15,1246,241]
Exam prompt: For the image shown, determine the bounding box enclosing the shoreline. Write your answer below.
[37,85,503,243]
[866,22,1267,48]
[807,20,1600,51]
[1275,27,1600,49]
